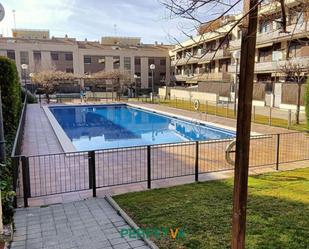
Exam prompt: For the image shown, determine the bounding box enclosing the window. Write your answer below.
[84,56,91,64]
[259,20,271,33]
[258,47,272,62]
[20,51,29,65]
[7,50,15,60]
[237,30,242,39]
[160,73,166,80]
[33,51,41,61]
[148,58,154,65]
[160,59,166,66]
[65,53,73,61]
[219,59,230,72]
[124,57,131,70]
[135,57,141,65]
[288,40,303,58]
[205,61,215,73]
[113,56,120,69]
[51,52,59,60]
[66,68,74,73]
[98,57,105,64]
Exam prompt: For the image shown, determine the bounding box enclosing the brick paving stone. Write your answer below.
[11,198,151,249]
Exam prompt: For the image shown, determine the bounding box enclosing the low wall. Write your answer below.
[170,88,218,102]
[86,91,117,98]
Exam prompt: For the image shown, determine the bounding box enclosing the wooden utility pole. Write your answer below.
[231,0,258,248]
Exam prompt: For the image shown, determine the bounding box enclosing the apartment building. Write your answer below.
[170,0,309,88]
[0,31,171,90]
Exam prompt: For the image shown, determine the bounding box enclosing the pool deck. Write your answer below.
[23,102,290,156]
[19,102,308,207]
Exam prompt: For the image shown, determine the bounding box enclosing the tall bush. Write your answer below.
[305,79,309,131]
[0,57,21,135]
[0,57,22,224]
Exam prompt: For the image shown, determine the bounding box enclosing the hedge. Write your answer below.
[0,56,22,135]
[0,56,22,224]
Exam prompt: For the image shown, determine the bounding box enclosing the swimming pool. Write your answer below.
[49,104,235,151]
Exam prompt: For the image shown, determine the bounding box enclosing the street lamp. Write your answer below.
[232,51,240,116]
[21,64,28,89]
[134,74,138,98]
[150,64,155,102]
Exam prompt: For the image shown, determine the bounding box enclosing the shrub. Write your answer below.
[0,57,22,224]
[305,79,309,131]
[0,57,22,135]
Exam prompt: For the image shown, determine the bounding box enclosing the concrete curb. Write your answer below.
[105,196,159,249]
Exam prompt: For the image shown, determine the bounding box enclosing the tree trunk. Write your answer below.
[231,0,258,248]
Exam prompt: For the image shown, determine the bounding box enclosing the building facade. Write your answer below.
[170,0,309,88]
[0,34,171,90]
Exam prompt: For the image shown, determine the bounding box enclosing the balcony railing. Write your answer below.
[173,48,230,66]
[175,72,232,82]
[229,56,309,73]
[229,22,309,49]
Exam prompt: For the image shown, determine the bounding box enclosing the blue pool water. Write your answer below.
[49,104,235,151]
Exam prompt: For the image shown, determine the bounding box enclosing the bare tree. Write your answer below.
[280,59,309,124]
[161,1,302,249]
[31,70,75,103]
[31,69,132,102]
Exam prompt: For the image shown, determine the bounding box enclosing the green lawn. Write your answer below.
[114,168,309,249]
[129,98,307,131]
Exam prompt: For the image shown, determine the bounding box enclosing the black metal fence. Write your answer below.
[13,131,309,207]
[11,94,28,207]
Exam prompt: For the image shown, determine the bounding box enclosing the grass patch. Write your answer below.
[114,168,309,249]
[130,98,307,131]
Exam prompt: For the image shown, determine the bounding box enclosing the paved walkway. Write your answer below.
[11,198,150,249]
[23,104,62,156]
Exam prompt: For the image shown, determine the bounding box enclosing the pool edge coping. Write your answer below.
[127,103,261,136]
[43,106,77,153]
[43,102,261,153]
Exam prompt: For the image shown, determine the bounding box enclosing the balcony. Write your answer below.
[230,61,278,73]
[229,21,309,49]
[175,72,232,82]
[229,56,309,73]
[173,48,230,66]
[197,72,231,81]
[198,48,230,63]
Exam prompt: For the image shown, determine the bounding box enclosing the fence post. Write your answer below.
[252,106,256,122]
[12,157,19,208]
[269,107,272,126]
[147,146,151,189]
[21,156,30,208]
[276,134,280,170]
[215,101,218,116]
[288,109,291,129]
[88,151,96,197]
[195,141,199,182]
[226,103,229,117]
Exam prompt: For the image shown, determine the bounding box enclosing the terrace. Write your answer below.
[13,99,309,208]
